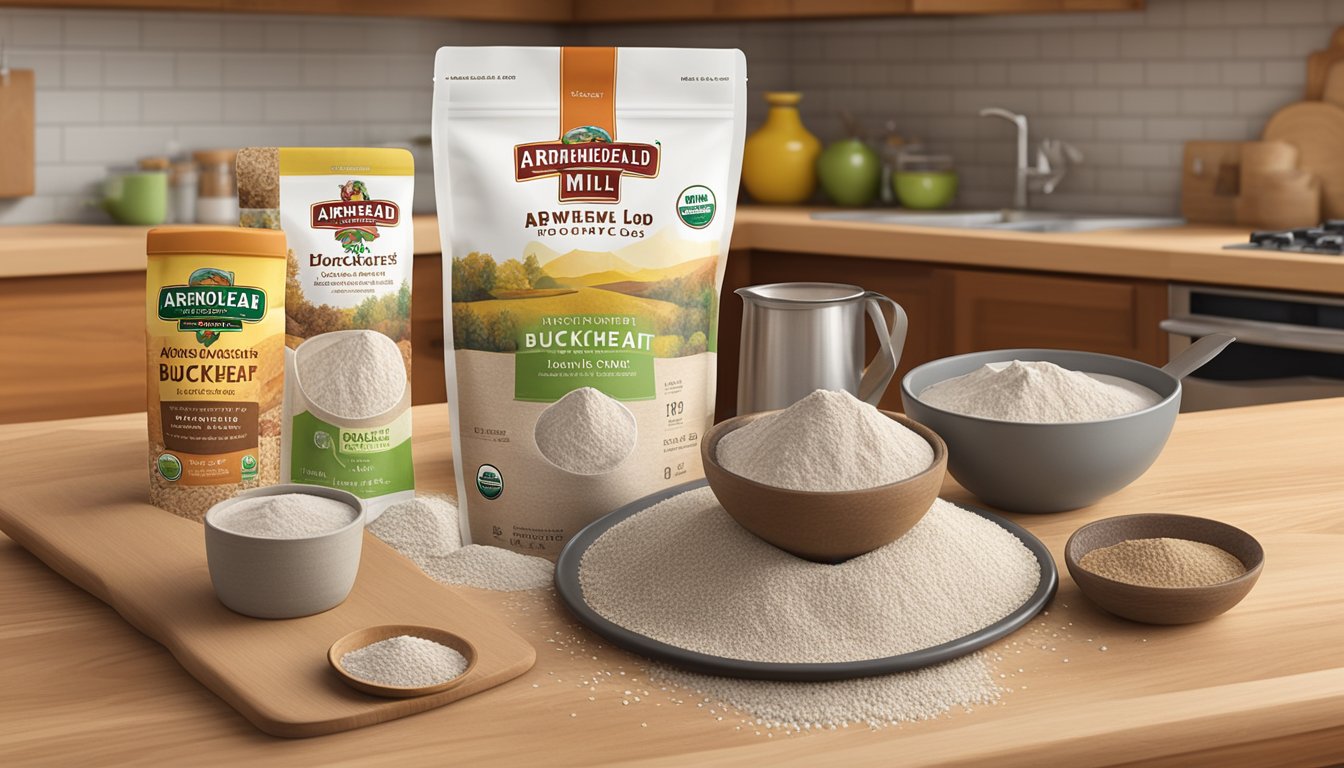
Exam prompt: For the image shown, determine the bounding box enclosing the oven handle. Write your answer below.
[1161,315,1344,354]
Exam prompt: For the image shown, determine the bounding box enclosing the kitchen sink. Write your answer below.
[811,209,1184,233]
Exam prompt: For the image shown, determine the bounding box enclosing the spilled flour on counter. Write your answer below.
[651,654,1002,730]
[340,635,468,687]
[919,360,1161,423]
[370,493,554,591]
[717,389,934,491]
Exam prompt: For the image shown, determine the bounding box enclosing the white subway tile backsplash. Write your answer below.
[1120,30,1182,59]
[63,52,101,87]
[102,91,142,124]
[222,54,303,88]
[1220,61,1262,85]
[36,90,99,125]
[141,18,223,50]
[34,127,62,164]
[1177,29,1226,60]
[1146,61,1220,85]
[1263,60,1307,86]
[103,52,176,88]
[7,52,63,87]
[1073,88,1122,114]
[1096,116,1144,140]
[3,0,1340,222]
[143,90,222,123]
[1121,87,1182,114]
[63,13,138,49]
[63,126,175,164]
[10,12,61,46]
[1097,61,1144,85]
[176,53,224,87]
[1180,87,1237,115]
[1145,117,1205,140]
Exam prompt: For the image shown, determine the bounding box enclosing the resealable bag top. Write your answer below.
[433,47,747,557]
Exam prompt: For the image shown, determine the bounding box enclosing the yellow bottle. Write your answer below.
[742,92,821,205]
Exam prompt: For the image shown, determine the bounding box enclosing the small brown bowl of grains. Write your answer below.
[1065,514,1264,625]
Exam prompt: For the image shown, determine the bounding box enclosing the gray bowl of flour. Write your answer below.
[902,349,1182,513]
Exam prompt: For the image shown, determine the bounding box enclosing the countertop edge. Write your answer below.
[5,209,1343,294]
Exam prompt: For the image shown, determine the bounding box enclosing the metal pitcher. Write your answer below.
[735,282,908,414]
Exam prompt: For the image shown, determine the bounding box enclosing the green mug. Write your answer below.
[102,171,168,225]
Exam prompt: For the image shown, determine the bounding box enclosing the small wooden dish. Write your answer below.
[1065,514,1264,625]
[701,410,947,563]
[329,624,478,698]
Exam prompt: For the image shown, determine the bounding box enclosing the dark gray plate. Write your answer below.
[554,480,1059,682]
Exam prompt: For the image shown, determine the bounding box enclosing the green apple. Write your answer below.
[817,138,881,207]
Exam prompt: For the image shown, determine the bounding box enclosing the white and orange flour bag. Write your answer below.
[433,47,747,557]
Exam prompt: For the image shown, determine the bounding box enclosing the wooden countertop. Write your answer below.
[4,208,1342,293]
[3,400,1343,767]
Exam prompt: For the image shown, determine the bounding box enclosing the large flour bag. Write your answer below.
[433,47,747,557]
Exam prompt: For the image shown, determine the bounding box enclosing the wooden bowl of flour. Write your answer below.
[702,410,946,563]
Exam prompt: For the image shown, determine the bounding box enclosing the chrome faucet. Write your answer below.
[978,107,1082,210]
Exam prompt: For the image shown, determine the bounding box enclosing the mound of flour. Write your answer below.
[370,493,553,591]
[534,387,637,475]
[919,360,1161,423]
[297,330,407,419]
[717,389,933,491]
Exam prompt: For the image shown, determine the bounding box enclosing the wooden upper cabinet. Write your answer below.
[0,0,1138,20]
[908,0,1141,12]
[0,0,574,22]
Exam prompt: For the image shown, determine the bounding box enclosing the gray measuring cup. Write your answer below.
[736,282,909,414]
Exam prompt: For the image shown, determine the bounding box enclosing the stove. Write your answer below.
[1224,222,1344,256]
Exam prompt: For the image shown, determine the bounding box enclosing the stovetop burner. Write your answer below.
[1227,221,1344,256]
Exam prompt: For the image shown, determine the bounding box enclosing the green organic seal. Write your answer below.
[676,185,716,229]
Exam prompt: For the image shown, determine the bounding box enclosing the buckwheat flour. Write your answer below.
[296,330,407,420]
[534,388,638,475]
[578,486,1040,664]
[1080,537,1245,588]
[369,493,555,592]
[919,360,1161,423]
[717,389,933,491]
[214,493,355,538]
[340,635,468,687]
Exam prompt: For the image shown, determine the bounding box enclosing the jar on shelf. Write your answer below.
[194,149,239,225]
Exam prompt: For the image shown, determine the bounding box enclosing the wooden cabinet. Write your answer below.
[0,272,145,424]
[947,268,1167,365]
[0,0,1139,20]
[909,0,1141,13]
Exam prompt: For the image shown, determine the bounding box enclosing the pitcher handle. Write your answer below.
[857,292,907,406]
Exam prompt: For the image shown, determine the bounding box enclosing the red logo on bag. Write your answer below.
[515,125,659,203]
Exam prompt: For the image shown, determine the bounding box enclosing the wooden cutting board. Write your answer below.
[0,69,35,197]
[1263,101,1344,220]
[1180,141,1242,224]
[1306,27,1344,100]
[0,425,535,738]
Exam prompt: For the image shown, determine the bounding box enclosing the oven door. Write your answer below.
[1161,314,1344,411]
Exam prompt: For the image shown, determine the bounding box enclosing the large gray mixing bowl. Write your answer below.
[901,349,1180,513]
